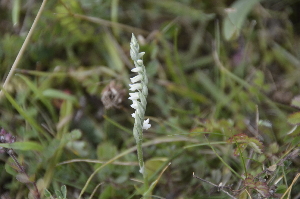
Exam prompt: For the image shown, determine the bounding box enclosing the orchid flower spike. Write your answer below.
[129,33,151,175]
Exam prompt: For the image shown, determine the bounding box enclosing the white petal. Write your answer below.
[139,165,144,174]
[128,93,139,100]
[138,52,145,58]
[131,112,136,118]
[130,74,142,83]
[137,59,143,65]
[130,101,138,109]
[143,118,151,130]
[129,83,142,91]
[131,67,142,72]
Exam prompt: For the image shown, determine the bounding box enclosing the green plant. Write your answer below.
[44,185,67,199]
[128,33,151,176]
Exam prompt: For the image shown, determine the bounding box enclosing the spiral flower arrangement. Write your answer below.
[129,33,151,174]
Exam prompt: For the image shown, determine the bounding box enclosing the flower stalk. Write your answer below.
[129,33,151,175]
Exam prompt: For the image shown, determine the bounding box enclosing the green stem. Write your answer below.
[78,136,196,198]
[205,136,242,179]
[0,0,48,99]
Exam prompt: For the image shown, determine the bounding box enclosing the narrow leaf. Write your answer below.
[12,0,20,26]
[43,89,77,102]
[61,185,67,198]
[0,142,43,151]
[2,89,50,140]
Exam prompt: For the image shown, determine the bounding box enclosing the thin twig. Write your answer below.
[0,0,48,99]
[88,182,104,199]
[7,149,41,199]
[193,173,237,199]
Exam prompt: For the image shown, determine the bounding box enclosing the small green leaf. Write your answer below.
[255,181,270,197]
[0,142,43,151]
[223,0,260,40]
[44,189,53,197]
[291,95,300,109]
[69,129,82,140]
[55,189,63,198]
[287,111,300,125]
[16,173,31,184]
[244,175,255,188]
[61,185,67,198]
[248,138,263,154]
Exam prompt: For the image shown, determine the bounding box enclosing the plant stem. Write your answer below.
[0,0,48,99]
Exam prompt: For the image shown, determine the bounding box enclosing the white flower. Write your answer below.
[130,74,143,83]
[130,100,139,109]
[138,52,145,58]
[129,33,150,175]
[129,93,139,100]
[137,59,143,65]
[143,118,151,130]
[129,83,142,91]
[131,67,142,73]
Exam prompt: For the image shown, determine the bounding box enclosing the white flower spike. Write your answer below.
[129,33,150,175]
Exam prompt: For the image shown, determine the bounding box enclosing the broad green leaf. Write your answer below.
[287,111,300,125]
[0,141,43,151]
[223,0,260,40]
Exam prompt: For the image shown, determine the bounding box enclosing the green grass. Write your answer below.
[0,0,300,198]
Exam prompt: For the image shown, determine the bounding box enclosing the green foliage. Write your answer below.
[288,96,300,125]
[45,185,67,199]
[227,133,263,156]
[223,0,261,40]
